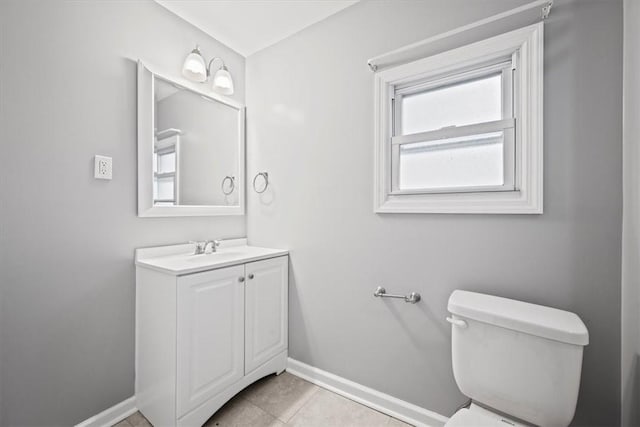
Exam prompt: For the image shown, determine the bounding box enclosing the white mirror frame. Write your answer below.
[137,61,245,217]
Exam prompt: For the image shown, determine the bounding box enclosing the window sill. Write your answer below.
[375,189,542,214]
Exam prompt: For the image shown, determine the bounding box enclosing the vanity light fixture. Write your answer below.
[181,45,234,95]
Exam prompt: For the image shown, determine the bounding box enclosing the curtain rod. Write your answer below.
[367,0,553,72]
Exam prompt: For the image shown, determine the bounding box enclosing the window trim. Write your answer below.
[153,135,180,205]
[374,23,543,214]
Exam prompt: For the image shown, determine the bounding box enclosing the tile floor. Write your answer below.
[115,372,412,427]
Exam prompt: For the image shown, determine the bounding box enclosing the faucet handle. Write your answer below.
[189,241,207,255]
[202,239,223,254]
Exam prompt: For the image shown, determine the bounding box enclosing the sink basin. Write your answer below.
[185,252,239,263]
[135,239,288,275]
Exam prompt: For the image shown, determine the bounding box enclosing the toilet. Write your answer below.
[445,290,589,427]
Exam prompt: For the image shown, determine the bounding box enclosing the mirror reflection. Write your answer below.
[153,76,240,207]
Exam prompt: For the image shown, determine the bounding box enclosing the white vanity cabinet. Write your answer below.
[176,265,245,418]
[244,257,289,373]
[135,242,288,427]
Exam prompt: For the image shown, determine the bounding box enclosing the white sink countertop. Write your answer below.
[135,238,288,276]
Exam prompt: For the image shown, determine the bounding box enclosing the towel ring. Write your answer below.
[253,172,269,194]
[221,175,235,195]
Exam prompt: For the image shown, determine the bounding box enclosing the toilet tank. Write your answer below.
[448,291,589,427]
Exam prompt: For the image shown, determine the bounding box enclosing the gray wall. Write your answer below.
[0,1,245,425]
[246,0,623,425]
[622,0,640,424]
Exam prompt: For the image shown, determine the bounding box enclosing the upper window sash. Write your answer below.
[392,57,515,139]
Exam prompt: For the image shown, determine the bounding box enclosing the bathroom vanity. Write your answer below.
[135,239,288,427]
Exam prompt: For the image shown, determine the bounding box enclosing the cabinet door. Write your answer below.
[177,265,245,417]
[245,256,288,373]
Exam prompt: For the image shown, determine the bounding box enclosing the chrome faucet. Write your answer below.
[204,239,221,253]
[190,240,221,255]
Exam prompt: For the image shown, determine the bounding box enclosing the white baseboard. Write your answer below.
[286,358,449,427]
[75,396,137,427]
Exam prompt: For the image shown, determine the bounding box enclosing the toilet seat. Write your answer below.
[445,404,530,427]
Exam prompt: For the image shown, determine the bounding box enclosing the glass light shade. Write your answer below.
[182,48,207,83]
[212,66,234,95]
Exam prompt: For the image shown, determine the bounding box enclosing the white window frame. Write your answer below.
[374,23,543,214]
[153,135,180,205]
[392,60,515,195]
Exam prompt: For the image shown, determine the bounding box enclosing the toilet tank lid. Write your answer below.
[448,290,589,346]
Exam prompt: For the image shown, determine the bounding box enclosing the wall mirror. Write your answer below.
[137,61,245,217]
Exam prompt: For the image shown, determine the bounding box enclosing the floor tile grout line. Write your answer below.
[236,372,322,424]
[276,383,321,424]
[293,383,405,426]
[237,391,286,425]
[116,418,134,427]
[280,386,397,427]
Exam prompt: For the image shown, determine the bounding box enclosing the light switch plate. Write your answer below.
[94,155,112,180]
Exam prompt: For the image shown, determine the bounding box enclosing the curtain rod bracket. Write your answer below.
[542,1,553,20]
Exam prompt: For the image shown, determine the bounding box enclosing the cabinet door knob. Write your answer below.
[248,274,254,279]
[238,277,245,282]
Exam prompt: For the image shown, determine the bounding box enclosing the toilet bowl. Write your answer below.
[445,290,589,427]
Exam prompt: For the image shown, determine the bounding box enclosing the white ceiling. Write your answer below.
[155,0,358,57]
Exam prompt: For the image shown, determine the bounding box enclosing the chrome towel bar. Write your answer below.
[374,286,421,304]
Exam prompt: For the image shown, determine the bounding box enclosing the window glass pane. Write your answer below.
[400,74,502,135]
[154,176,175,201]
[157,151,176,174]
[399,132,504,190]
